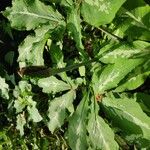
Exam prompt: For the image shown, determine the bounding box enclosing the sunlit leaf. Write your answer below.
[16,113,26,136]
[92,58,144,94]
[0,76,9,99]
[14,81,42,122]
[99,41,150,64]
[113,4,150,41]
[102,96,150,147]
[3,0,64,30]
[81,0,126,26]
[38,76,71,94]
[87,98,119,150]
[47,90,76,133]
[67,91,89,150]
[67,7,87,57]
[18,25,52,67]
[27,99,42,122]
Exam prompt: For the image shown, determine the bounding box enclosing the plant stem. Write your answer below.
[22,58,99,78]
[98,27,123,41]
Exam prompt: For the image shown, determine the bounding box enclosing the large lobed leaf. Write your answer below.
[3,0,64,30]
[102,96,150,148]
[81,0,126,27]
[47,90,76,133]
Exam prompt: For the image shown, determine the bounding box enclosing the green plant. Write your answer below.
[0,0,150,149]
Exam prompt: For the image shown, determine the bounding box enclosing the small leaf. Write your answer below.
[27,100,42,122]
[0,77,9,99]
[14,81,42,122]
[14,96,28,113]
[81,0,126,27]
[49,43,66,68]
[47,90,76,133]
[3,0,64,30]
[87,98,119,150]
[38,76,71,94]
[102,96,150,147]
[16,113,26,136]
[67,91,89,150]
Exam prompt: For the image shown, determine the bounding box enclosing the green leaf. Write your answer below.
[49,43,66,68]
[114,59,150,92]
[81,0,126,27]
[92,59,144,94]
[14,96,28,113]
[27,99,42,122]
[13,81,32,98]
[47,90,76,133]
[38,76,71,94]
[102,96,150,147]
[18,25,51,67]
[99,41,150,64]
[3,0,64,30]
[60,0,73,8]
[48,43,74,85]
[16,113,26,136]
[67,91,89,150]
[115,71,150,92]
[0,76,9,99]
[136,93,150,110]
[87,98,119,150]
[67,8,87,57]
[113,5,150,41]
[14,81,42,122]
[124,5,150,30]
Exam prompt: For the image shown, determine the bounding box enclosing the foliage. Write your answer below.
[0,0,150,149]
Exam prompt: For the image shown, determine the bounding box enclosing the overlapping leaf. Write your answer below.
[102,97,150,147]
[115,59,150,92]
[47,90,76,133]
[113,4,150,41]
[81,0,126,27]
[14,81,42,135]
[18,25,52,67]
[87,98,119,150]
[3,0,64,30]
[99,41,150,64]
[67,7,87,57]
[67,92,89,150]
[38,76,71,94]
[92,58,144,94]
[0,77,9,99]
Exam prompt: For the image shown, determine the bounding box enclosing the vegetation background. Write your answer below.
[0,0,150,149]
